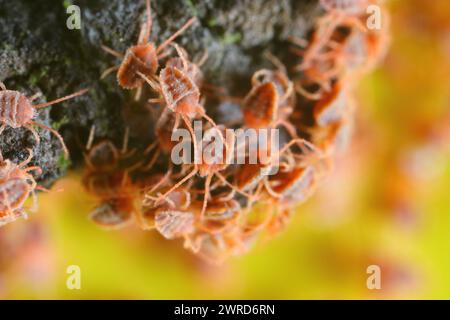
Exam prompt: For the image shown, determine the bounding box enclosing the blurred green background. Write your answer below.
[1,0,450,299]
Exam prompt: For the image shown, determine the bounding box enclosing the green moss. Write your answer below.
[57,153,71,172]
[29,67,49,86]
[52,115,70,131]
[221,32,242,45]
[207,18,218,28]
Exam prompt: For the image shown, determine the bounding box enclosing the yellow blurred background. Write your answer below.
[1,0,450,299]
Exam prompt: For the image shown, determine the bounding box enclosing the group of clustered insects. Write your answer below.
[0,0,389,263]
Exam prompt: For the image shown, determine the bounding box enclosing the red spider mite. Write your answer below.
[148,124,234,220]
[244,67,301,144]
[309,12,387,83]
[82,128,141,229]
[193,126,236,219]
[165,43,208,89]
[139,54,226,209]
[101,0,197,92]
[139,188,192,230]
[233,137,320,203]
[142,108,179,171]
[140,107,191,200]
[251,52,296,118]
[0,149,42,227]
[198,199,241,234]
[82,128,135,197]
[142,188,195,239]
[155,210,195,239]
[0,82,88,157]
[290,4,369,99]
[243,81,278,129]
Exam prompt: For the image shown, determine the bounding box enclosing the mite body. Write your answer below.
[251,68,295,121]
[140,188,195,239]
[89,198,135,230]
[243,81,279,129]
[140,46,225,210]
[291,1,370,99]
[0,82,88,157]
[83,129,140,229]
[0,150,41,227]
[243,68,300,145]
[198,199,241,234]
[101,0,196,91]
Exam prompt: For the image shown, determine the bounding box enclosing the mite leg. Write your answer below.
[145,164,172,196]
[142,148,161,171]
[134,86,143,101]
[0,82,6,91]
[30,122,69,158]
[263,179,282,199]
[30,190,38,212]
[101,65,120,79]
[138,0,153,45]
[24,125,41,145]
[28,92,42,102]
[156,17,197,54]
[32,88,89,109]
[172,43,189,70]
[149,167,197,204]
[180,189,191,210]
[0,124,7,136]
[86,125,96,151]
[101,45,124,59]
[200,173,213,219]
[196,50,209,67]
[295,82,323,100]
[144,141,158,155]
[215,172,253,198]
[138,72,161,91]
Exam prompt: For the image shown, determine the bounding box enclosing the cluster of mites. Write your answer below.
[0,0,388,263]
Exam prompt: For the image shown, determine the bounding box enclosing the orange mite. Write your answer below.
[139,188,195,239]
[101,0,197,91]
[82,129,140,229]
[197,198,241,234]
[89,198,136,230]
[0,149,42,227]
[140,48,225,210]
[243,81,279,129]
[243,68,300,142]
[0,82,88,157]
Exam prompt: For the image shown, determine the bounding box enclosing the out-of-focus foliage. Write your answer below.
[1,0,450,299]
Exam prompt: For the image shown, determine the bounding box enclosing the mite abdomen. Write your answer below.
[0,178,30,212]
[117,44,158,89]
[243,82,279,129]
[160,67,199,116]
[0,90,33,128]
